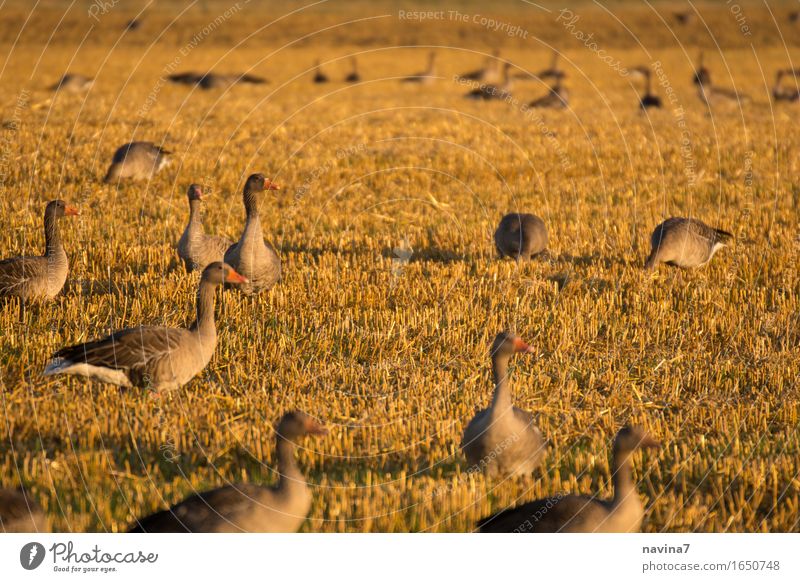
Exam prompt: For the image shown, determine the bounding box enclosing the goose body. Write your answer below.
[645,217,732,270]
[129,412,327,532]
[458,51,500,84]
[43,263,247,391]
[528,79,568,109]
[0,488,48,533]
[224,174,282,294]
[478,427,660,532]
[0,200,78,301]
[50,73,93,93]
[631,66,662,110]
[313,60,329,83]
[465,63,512,101]
[167,72,266,90]
[177,184,232,272]
[402,52,437,84]
[461,332,545,477]
[494,213,548,260]
[344,57,360,83]
[104,142,171,183]
[772,70,800,102]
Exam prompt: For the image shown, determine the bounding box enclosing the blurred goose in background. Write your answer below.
[103,142,171,183]
[673,10,695,25]
[129,411,327,532]
[528,76,568,109]
[772,69,800,102]
[402,51,437,84]
[465,62,513,101]
[0,200,78,301]
[458,50,501,83]
[494,213,548,260]
[50,73,93,93]
[631,66,662,110]
[478,426,660,532]
[167,72,266,90]
[644,217,732,270]
[125,18,142,32]
[692,51,710,87]
[0,487,48,532]
[44,262,247,392]
[517,49,565,81]
[224,174,282,294]
[177,184,232,272]
[695,68,748,107]
[312,59,329,83]
[460,332,546,477]
[344,57,361,83]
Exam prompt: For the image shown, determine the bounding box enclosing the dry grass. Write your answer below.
[0,1,798,533]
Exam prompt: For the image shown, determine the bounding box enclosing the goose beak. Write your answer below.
[306,419,329,436]
[512,337,535,353]
[265,180,280,191]
[225,269,248,284]
[640,434,661,449]
[65,206,80,216]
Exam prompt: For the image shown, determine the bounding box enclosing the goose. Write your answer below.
[50,73,93,93]
[166,72,267,90]
[695,69,748,107]
[43,262,247,392]
[528,76,568,109]
[477,426,660,532]
[125,18,142,31]
[631,66,662,110]
[692,51,710,87]
[465,62,513,101]
[103,142,171,183]
[644,217,732,270]
[344,57,360,83]
[517,49,565,81]
[312,59,329,83]
[167,72,205,86]
[458,50,500,83]
[0,487,48,532]
[177,184,233,272]
[0,200,79,301]
[128,411,327,532]
[224,174,281,294]
[494,213,548,259]
[772,69,800,102]
[402,51,437,84]
[460,332,546,477]
[674,11,695,25]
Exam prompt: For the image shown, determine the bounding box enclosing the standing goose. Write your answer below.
[402,51,437,84]
[50,73,93,93]
[177,184,233,272]
[477,426,660,532]
[312,59,329,83]
[465,62,513,101]
[692,51,710,87]
[695,70,748,107]
[128,411,327,532]
[644,217,732,270]
[43,262,247,392]
[632,66,662,110]
[458,50,500,83]
[460,332,546,477]
[224,173,281,294]
[103,142,171,183]
[528,76,568,109]
[344,57,361,83]
[772,69,800,102]
[0,200,79,301]
[0,487,48,532]
[494,213,548,260]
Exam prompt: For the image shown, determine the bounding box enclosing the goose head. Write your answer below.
[613,426,660,455]
[244,173,280,195]
[491,331,535,358]
[186,183,204,201]
[45,199,80,220]
[276,411,328,442]
[201,261,248,285]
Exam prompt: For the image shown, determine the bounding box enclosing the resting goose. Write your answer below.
[494,213,548,260]
[465,63,513,101]
[128,411,327,532]
[460,332,546,477]
[645,217,732,270]
[50,73,93,93]
[344,57,360,83]
[177,184,232,272]
[0,200,78,301]
[0,487,48,532]
[224,173,281,294]
[402,51,437,84]
[103,142,171,183]
[43,262,247,392]
[478,426,660,532]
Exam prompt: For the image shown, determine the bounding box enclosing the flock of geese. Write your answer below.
[0,45,747,534]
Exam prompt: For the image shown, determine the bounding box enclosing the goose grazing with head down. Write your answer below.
[344,57,360,83]
[478,426,660,532]
[129,411,327,532]
[645,217,732,270]
[43,262,247,392]
[402,51,437,84]
[494,213,548,260]
[177,184,232,272]
[460,332,546,477]
[465,62,513,101]
[103,142,171,183]
[50,73,93,93]
[224,173,282,294]
[0,487,48,532]
[0,200,79,301]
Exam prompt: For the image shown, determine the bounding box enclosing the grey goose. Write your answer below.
[177,184,233,272]
[103,142,171,183]
[494,213,548,260]
[645,217,732,270]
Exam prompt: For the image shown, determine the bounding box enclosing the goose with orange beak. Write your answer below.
[44,262,247,392]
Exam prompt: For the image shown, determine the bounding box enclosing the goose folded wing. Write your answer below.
[0,257,44,294]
